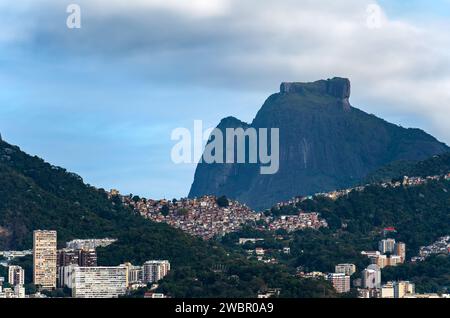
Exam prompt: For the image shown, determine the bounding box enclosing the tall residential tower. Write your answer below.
[33,230,57,289]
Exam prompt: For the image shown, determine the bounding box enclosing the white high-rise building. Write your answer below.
[33,230,57,289]
[58,264,79,289]
[121,262,143,285]
[129,267,143,284]
[362,264,381,289]
[14,285,25,298]
[72,266,127,298]
[8,265,25,286]
[378,239,396,254]
[142,260,170,284]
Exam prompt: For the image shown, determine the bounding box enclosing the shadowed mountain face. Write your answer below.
[189,78,449,210]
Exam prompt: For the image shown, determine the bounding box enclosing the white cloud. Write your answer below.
[1,0,450,143]
[83,0,230,17]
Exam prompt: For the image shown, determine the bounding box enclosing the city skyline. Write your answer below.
[3,226,448,298]
[1,0,450,306]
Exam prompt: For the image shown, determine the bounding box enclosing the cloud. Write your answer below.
[1,0,450,197]
[101,0,230,17]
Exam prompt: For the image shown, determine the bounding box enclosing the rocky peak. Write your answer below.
[217,116,249,129]
[190,77,449,209]
[280,77,351,110]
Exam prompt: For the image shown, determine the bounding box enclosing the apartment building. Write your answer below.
[142,260,171,284]
[71,266,127,298]
[335,264,356,276]
[327,273,351,293]
[8,265,25,286]
[33,230,57,289]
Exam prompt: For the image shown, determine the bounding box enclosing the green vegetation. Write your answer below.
[0,139,335,298]
[223,172,450,292]
[160,204,170,216]
[267,205,301,218]
[295,180,450,256]
[216,195,229,208]
[1,137,449,297]
[366,152,450,183]
[189,79,448,210]
[382,255,450,294]
[0,264,8,280]
[41,287,72,298]
[158,262,337,298]
[8,255,32,283]
[3,255,38,294]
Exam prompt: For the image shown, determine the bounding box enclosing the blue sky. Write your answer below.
[379,0,450,19]
[1,0,449,199]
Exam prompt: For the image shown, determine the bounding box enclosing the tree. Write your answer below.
[25,283,37,295]
[217,196,229,208]
[161,205,170,216]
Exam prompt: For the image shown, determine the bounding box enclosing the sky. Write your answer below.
[0,0,449,199]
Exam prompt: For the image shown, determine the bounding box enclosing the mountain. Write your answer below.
[365,152,450,183]
[1,133,449,296]
[0,137,336,297]
[0,137,222,258]
[218,162,450,293]
[273,175,450,292]
[189,78,449,209]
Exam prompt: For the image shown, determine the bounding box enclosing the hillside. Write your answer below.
[295,179,450,263]
[0,138,336,298]
[189,78,449,209]
[0,138,234,268]
[365,152,450,183]
[221,173,450,293]
[2,134,449,296]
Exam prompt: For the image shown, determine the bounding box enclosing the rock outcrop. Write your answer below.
[189,78,449,209]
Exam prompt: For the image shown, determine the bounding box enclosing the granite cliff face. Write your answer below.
[189,78,449,210]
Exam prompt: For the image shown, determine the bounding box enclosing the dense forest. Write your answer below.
[296,180,450,255]
[1,138,449,296]
[365,152,450,183]
[382,255,450,294]
[225,156,450,292]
